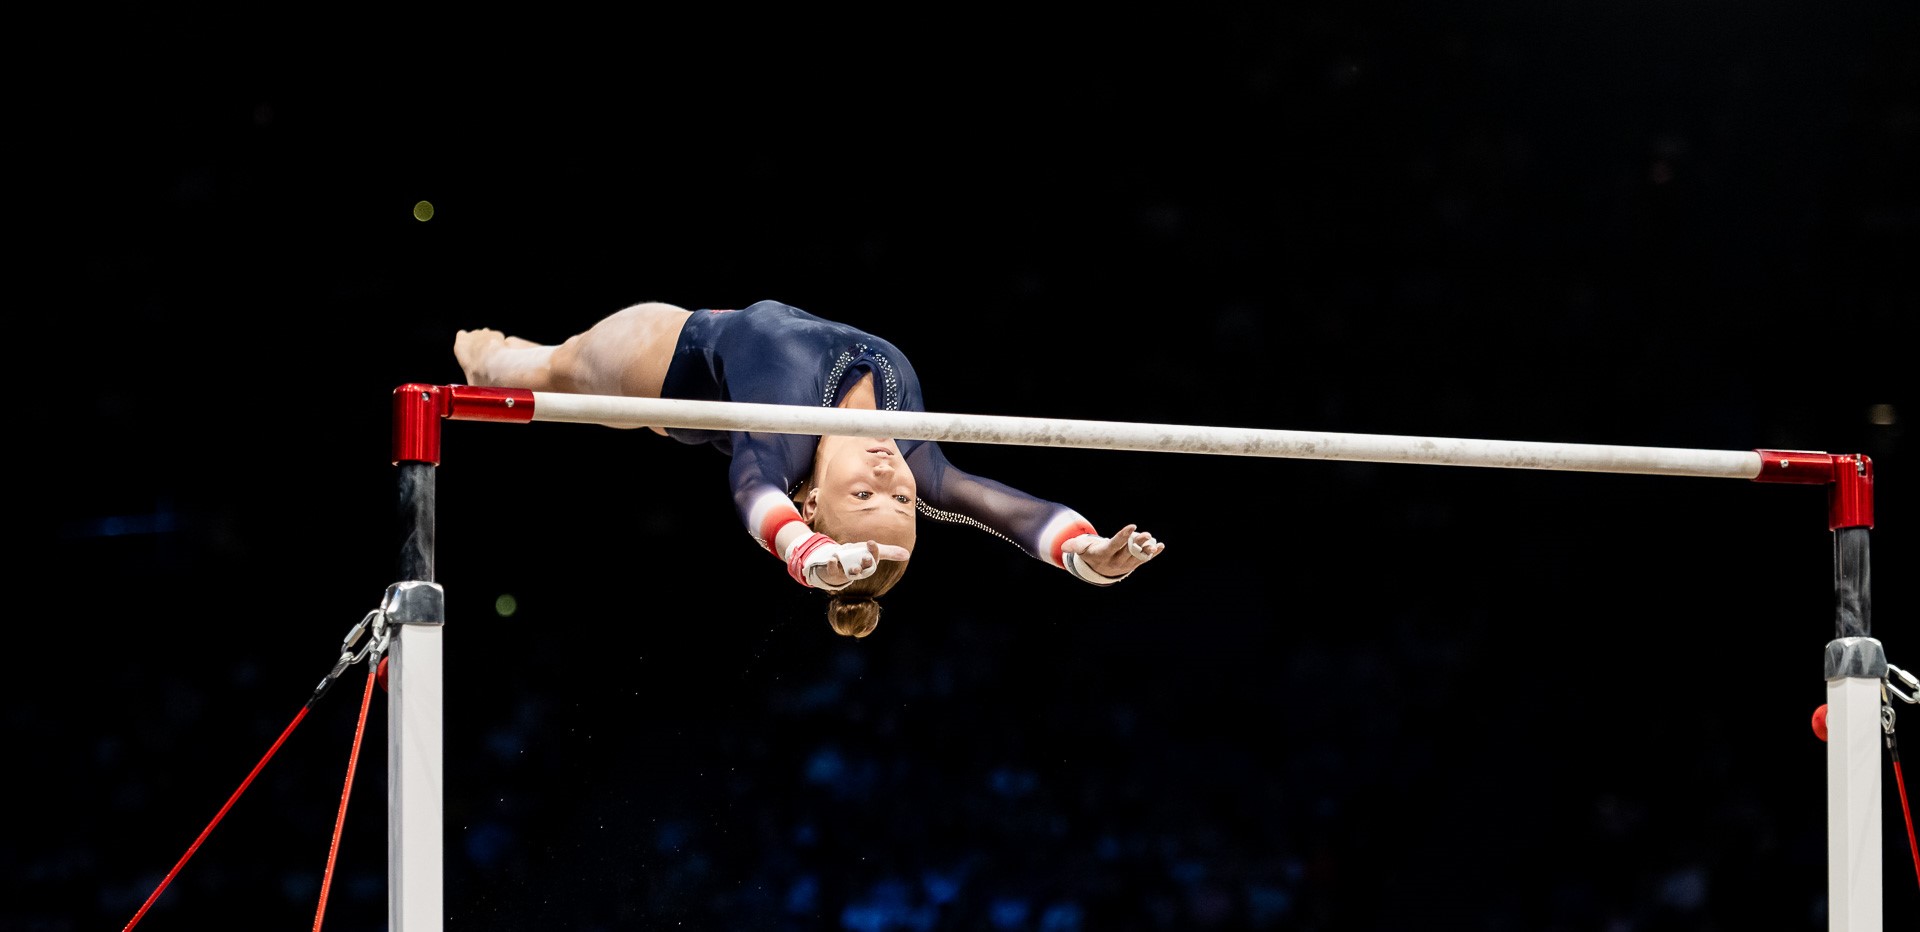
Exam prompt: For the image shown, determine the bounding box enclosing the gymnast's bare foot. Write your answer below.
[454,328,507,384]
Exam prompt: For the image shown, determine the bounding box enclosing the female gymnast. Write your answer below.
[453,300,1164,637]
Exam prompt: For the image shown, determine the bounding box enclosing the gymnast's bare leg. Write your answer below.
[454,302,694,433]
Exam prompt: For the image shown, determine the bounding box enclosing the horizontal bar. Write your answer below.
[525,391,1765,480]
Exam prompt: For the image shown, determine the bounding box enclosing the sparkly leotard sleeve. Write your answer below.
[658,300,1103,577]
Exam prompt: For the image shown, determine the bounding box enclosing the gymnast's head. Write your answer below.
[799,436,918,638]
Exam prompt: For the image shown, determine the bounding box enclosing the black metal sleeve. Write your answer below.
[1832,526,1870,639]
[398,462,436,583]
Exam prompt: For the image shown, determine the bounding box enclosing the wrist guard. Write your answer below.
[784,533,877,591]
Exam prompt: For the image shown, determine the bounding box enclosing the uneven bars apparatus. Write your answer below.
[388,383,1884,932]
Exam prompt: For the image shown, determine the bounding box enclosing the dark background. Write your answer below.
[15,4,1916,930]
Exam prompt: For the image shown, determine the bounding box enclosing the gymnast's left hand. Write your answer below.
[1062,524,1164,578]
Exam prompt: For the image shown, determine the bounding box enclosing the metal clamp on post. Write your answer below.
[383,580,446,627]
[1825,636,1889,681]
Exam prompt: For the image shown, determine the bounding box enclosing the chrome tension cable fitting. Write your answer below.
[1881,661,1917,738]
[1888,662,1918,706]
[310,608,392,703]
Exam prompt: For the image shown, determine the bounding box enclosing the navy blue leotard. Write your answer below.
[659,300,1100,575]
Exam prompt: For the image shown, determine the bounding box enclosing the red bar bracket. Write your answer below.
[1753,449,1835,484]
[1829,454,1873,530]
[1751,449,1874,530]
[446,384,536,423]
[392,383,447,466]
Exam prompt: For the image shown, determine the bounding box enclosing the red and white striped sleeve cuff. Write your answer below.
[1040,512,1098,569]
[748,490,807,558]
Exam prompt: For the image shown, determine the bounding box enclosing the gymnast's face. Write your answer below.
[804,436,918,552]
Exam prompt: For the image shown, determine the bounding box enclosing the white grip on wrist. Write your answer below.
[823,542,879,583]
[792,539,878,591]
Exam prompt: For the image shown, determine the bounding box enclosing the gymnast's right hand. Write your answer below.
[819,540,911,588]
[787,534,911,590]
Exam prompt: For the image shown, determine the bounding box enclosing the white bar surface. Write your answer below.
[389,624,444,932]
[529,392,1764,479]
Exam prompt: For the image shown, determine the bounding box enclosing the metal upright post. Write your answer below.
[1756,450,1883,931]
[390,384,447,932]
[1825,454,1879,932]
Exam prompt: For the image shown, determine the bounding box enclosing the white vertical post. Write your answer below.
[1826,637,1884,932]
[387,584,445,932]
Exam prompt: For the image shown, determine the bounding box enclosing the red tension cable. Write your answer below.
[312,663,381,932]
[123,704,314,931]
[1894,733,1920,892]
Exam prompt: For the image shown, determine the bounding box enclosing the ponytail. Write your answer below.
[827,593,881,638]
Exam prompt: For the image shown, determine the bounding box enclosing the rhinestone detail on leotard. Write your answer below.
[821,344,902,411]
